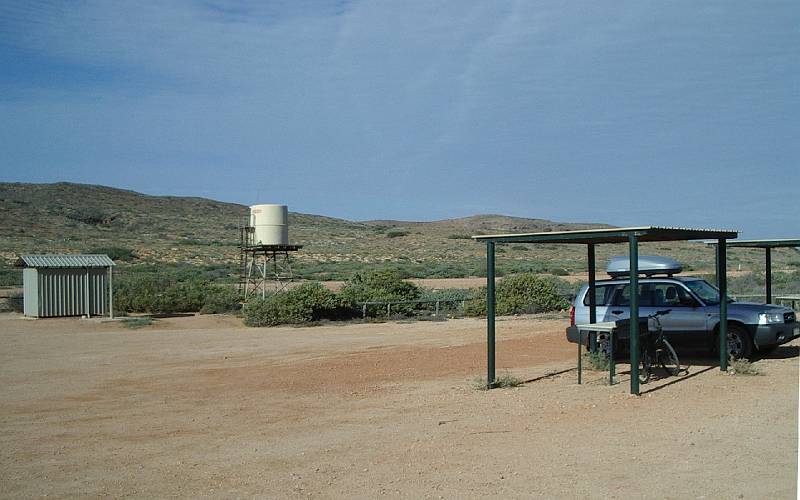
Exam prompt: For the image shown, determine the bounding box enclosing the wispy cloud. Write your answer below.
[0,1,797,237]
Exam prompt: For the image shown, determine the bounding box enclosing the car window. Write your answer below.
[606,283,678,307]
[684,279,724,305]
[650,283,698,307]
[582,285,615,306]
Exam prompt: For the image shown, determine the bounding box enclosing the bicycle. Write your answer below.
[639,309,682,384]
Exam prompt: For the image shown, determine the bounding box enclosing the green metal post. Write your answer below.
[609,331,615,385]
[718,239,728,371]
[577,330,582,384]
[629,234,640,395]
[487,241,496,388]
[765,247,772,304]
[588,244,597,353]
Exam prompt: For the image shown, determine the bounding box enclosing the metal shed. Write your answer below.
[473,226,738,395]
[16,254,115,318]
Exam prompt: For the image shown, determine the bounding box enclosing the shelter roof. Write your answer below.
[16,254,116,268]
[472,226,738,245]
[715,238,800,249]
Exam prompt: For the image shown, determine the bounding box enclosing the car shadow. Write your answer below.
[751,345,799,361]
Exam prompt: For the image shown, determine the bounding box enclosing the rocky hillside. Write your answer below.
[0,182,608,267]
[2,182,791,284]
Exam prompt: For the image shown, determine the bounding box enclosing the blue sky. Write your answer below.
[1,0,798,238]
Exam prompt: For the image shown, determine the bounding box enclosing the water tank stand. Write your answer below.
[240,244,302,299]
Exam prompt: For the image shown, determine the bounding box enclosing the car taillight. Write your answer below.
[569,306,575,326]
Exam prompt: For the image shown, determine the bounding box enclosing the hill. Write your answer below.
[1,182,794,284]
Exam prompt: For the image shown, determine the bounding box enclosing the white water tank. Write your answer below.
[250,204,289,245]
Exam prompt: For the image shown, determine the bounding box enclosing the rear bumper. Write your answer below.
[566,326,581,345]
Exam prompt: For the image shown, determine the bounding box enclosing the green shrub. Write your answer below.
[0,267,22,286]
[242,283,353,326]
[120,317,154,329]
[7,292,23,313]
[90,246,137,262]
[200,286,242,314]
[66,207,111,225]
[465,273,568,317]
[473,372,522,390]
[340,270,420,317]
[386,230,410,238]
[583,351,609,371]
[113,275,211,314]
[728,358,761,376]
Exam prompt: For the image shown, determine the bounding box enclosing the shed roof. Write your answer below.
[472,226,738,245]
[16,254,116,268]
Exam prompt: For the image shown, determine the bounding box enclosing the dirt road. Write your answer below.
[1,313,797,498]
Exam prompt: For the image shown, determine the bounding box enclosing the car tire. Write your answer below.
[726,324,752,360]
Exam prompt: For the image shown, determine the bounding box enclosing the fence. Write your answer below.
[732,293,800,310]
[357,299,467,319]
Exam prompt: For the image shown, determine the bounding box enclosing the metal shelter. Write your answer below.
[16,254,116,318]
[709,239,800,304]
[473,226,738,395]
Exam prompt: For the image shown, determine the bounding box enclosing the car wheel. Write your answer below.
[726,325,752,360]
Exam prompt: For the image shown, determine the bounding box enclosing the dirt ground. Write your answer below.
[1,312,797,499]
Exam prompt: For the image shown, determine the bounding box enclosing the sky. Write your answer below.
[1,0,798,238]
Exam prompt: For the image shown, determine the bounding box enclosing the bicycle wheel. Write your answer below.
[658,339,681,376]
[638,348,651,384]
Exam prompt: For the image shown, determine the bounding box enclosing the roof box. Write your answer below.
[606,255,682,278]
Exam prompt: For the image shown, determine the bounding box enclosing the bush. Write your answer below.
[66,207,112,225]
[340,270,420,317]
[242,283,353,326]
[386,230,410,238]
[90,246,137,262]
[465,273,568,317]
[200,286,242,314]
[7,292,23,313]
[113,275,211,314]
[0,267,21,286]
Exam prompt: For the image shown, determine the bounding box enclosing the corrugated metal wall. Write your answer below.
[25,268,109,317]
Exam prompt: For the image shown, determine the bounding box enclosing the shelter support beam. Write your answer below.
[628,234,640,395]
[487,241,496,388]
[717,239,728,371]
[588,244,596,324]
[588,244,597,352]
[765,247,772,304]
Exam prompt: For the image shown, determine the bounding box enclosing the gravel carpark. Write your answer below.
[0,312,797,498]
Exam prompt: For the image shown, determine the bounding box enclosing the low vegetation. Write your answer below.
[89,246,137,262]
[473,372,523,390]
[464,273,569,316]
[728,358,761,376]
[113,274,240,315]
[242,283,352,326]
[583,351,610,371]
[120,317,155,329]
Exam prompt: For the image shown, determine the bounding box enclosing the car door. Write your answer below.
[648,282,707,348]
[603,283,631,324]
